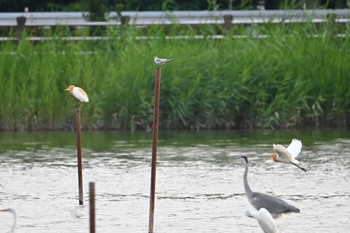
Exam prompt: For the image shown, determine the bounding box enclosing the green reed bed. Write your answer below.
[0,22,349,131]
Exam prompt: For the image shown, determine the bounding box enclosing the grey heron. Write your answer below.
[245,208,280,233]
[272,138,307,172]
[241,156,300,218]
[0,207,17,233]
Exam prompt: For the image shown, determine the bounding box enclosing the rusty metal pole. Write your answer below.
[89,182,96,233]
[148,66,161,233]
[76,109,84,205]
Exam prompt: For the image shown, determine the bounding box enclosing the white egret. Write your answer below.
[245,208,280,233]
[241,156,300,218]
[0,207,17,233]
[272,138,307,172]
[64,85,89,109]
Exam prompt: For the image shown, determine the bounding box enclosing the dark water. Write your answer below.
[0,130,349,233]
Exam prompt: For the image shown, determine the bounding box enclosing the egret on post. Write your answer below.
[64,85,89,110]
[64,84,89,205]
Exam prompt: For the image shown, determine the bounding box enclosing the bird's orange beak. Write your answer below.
[64,88,70,91]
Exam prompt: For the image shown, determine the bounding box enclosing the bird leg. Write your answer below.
[291,162,307,172]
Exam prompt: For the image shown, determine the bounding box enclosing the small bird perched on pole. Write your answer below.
[153,56,173,66]
[64,85,89,109]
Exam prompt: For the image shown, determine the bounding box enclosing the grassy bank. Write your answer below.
[0,22,349,131]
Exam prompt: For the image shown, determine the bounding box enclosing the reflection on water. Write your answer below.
[0,130,349,233]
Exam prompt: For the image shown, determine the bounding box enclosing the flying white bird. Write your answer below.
[0,208,17,233]
[245,208,280,233]
[153,56,173,66]
[272,139,307,172]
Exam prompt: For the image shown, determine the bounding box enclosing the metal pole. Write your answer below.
[148,66,161,233]
[76,109,84,205]
[89,182,96,233]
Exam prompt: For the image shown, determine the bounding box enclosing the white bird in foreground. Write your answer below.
[153,56,173,66]
[245,208,280,233]
[0,208,17,233]
[272,138,307,172]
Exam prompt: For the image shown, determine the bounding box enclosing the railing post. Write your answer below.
[16,16,26,42]
[120,16,130,26]
[223,14,233,30]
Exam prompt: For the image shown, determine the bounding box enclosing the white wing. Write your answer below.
[72,87,89,103]
[286,139,302,159]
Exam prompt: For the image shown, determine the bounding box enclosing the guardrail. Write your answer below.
[0,9,349,26]
[0,10,349,41]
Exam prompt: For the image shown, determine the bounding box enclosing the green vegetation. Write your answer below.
[0,21,349,131]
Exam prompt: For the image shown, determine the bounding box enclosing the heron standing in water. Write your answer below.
[240,156,300,218]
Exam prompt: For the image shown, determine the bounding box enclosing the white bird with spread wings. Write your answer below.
[272,139,307,172]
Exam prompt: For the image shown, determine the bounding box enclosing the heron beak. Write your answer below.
[64,88,70,91]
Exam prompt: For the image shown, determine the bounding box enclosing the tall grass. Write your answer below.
[0,22,349,131]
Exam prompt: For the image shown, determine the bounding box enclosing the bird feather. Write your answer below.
[286,139,302,159]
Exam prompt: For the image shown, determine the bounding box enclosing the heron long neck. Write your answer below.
[243,161,254,200]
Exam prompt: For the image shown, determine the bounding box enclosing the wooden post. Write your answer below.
[148,66,161,233]
[76,109,84,205]
[89,182,96,233]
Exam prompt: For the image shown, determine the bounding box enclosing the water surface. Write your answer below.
[0,130,349,233]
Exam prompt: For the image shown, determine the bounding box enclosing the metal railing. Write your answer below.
[0,9,349,41]
[0,9,349,26]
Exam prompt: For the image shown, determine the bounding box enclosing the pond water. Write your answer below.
[0,130,349,233]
